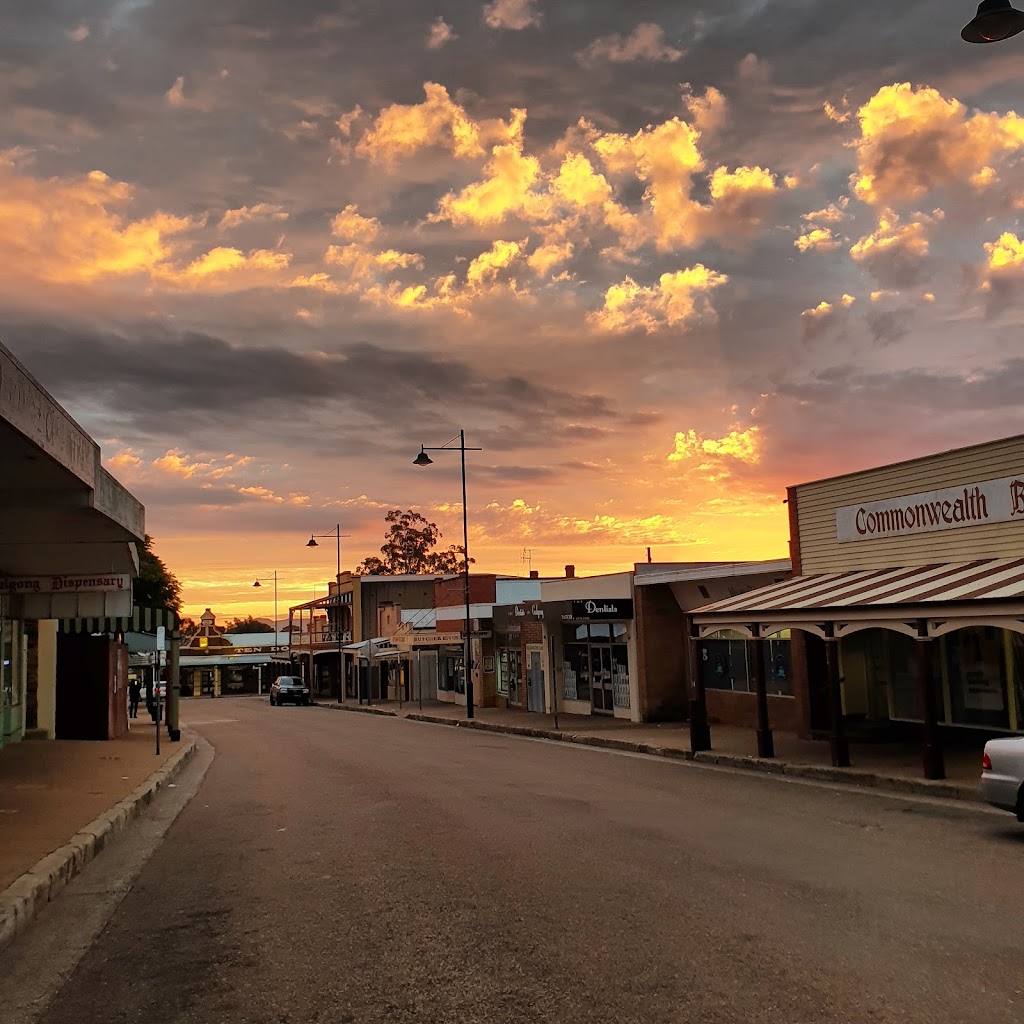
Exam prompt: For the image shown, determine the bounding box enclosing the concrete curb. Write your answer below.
[312,701,398,718]
[0,734,198,954]
[403,713,980,803]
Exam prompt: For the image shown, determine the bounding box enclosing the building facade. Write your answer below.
[694,433,1024,778]
[180,609,289,697]
[0,340,145,748]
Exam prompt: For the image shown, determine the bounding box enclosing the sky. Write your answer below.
[4,0,1024,622]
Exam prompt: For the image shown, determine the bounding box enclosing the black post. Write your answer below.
[688,631,711,752]
[549,631,559,731]
[824,634,851,768]
[916,623,946,780]
[461,430,474,721]
[750,633,774,759]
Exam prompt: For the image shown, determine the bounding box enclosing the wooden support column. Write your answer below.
[750,632,774,758]
[824,633,851,768]
[688,625,711,752]
[916,621,946,780]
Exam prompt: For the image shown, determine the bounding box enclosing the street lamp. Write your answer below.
[252,571,279,637]
[413,430,482,720]
[962,0,1024,41]
[306,525,350,703]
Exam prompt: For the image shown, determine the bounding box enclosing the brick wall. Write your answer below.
[635,585,688,722]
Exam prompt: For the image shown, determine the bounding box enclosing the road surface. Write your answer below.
[18,699,1024,1023]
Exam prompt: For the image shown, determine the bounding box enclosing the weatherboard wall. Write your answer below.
[794,434,1024,574]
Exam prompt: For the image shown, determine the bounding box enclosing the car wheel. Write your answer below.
[269,695,275,706]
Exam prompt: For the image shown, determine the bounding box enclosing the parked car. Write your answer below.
[980,736,1024,820]
[269,676,310,706]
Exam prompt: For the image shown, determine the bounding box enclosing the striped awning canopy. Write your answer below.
[693,558,1024,640]
[59,605,180,637]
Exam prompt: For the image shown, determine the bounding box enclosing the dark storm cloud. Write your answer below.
[2,320,621,446]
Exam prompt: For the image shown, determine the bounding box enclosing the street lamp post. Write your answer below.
[306,525,350,703]
[414,430,482,720]
[962,0,1024,41]
[253,571,279,697]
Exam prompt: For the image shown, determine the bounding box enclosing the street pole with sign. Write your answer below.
[155,626,165,755]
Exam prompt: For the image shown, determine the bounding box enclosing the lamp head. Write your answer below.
[253,580,261,588]
[306,536,319,548]
[962,0,1024,42]
[413,447,433,467]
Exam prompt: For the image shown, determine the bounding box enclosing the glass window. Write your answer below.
[589,623,611,640]
[611,644,630,708]
[1,619,13,708]
[945,626,1011,730]
[699,638,751,693]
[766,638,792,697]
[497,648,510,695]
[889,631,923,720]
[563,643,590,702]
[613,624,629,640]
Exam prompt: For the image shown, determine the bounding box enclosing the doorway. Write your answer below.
[526,646,545,712]
[590,645,614,713]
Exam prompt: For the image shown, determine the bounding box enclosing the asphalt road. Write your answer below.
[30,699,1024,1024]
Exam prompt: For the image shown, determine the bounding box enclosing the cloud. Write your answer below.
[794,228,841,252]
[427,17,456,49]
[465,239,526,289]
[163,247,293,291]
[432,130,548,226]
[165,76,186,108]
[800,294,854,340]
[528,241,574,276]
[66,25,90,42]
[330,204,380,243]
[589,265,728,333]
[483,0,542,31]
[355,83,522,164]
[579,23,684,64]
[668,427,761,465]
[982,232,1024,311]
[0,167,192,287]
[849,210,930,286]
[802,199,849,224]
[851,83,1024,206]
[218,203,288,230]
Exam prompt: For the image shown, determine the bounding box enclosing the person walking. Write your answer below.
[129,678,142,719]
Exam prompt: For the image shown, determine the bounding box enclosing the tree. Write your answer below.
[223,616,275,634]
[179,616,199,640]
[356,509,475,575]
[135,534,182,612]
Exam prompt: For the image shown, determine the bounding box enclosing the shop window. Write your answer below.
[563,643,590,702]
[887,631,921,721]
[945,626,1012,731]
[497,648,510,696]
[766,638,792,697]
[700,638,751,693]
[612,644,630,707]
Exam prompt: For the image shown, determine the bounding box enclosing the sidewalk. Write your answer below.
[320,699,983,801]
[0,725,188,892]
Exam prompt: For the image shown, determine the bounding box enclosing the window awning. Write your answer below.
[692,558,1024,640]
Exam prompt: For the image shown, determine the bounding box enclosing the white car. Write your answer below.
[980,736,1024,820]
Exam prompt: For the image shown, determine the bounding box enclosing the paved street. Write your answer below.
[27,699,1024,1023]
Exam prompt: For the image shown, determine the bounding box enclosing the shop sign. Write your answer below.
[568,598,634,621]
[393,631,463,648]
[0,573,131,595]
[837,474,1024,543]
[231,645,289,654]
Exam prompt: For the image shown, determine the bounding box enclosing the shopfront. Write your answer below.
[542,573,639,722]
[693,433,1024,779]
[493,600,544,711]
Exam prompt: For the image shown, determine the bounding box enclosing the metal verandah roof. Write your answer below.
[693,557,1024,618]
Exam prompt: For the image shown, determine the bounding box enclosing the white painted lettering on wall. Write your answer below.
[837,475,1024,542]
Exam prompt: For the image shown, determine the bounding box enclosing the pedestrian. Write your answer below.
[129,678,142,719]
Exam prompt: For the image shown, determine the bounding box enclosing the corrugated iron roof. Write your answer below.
[694,558,1024,615]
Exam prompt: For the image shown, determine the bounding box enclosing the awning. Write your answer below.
[692,558,1024,640]
[180,654,271,667]
[342,638,403,660]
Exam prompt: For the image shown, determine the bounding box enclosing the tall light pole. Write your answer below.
[306,525,350,703]
[253,571,279,698]
[962,0,1024,41]
[414,430,482,720]
[252,571,279,636]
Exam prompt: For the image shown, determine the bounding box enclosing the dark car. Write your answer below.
[269,676,310,706]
